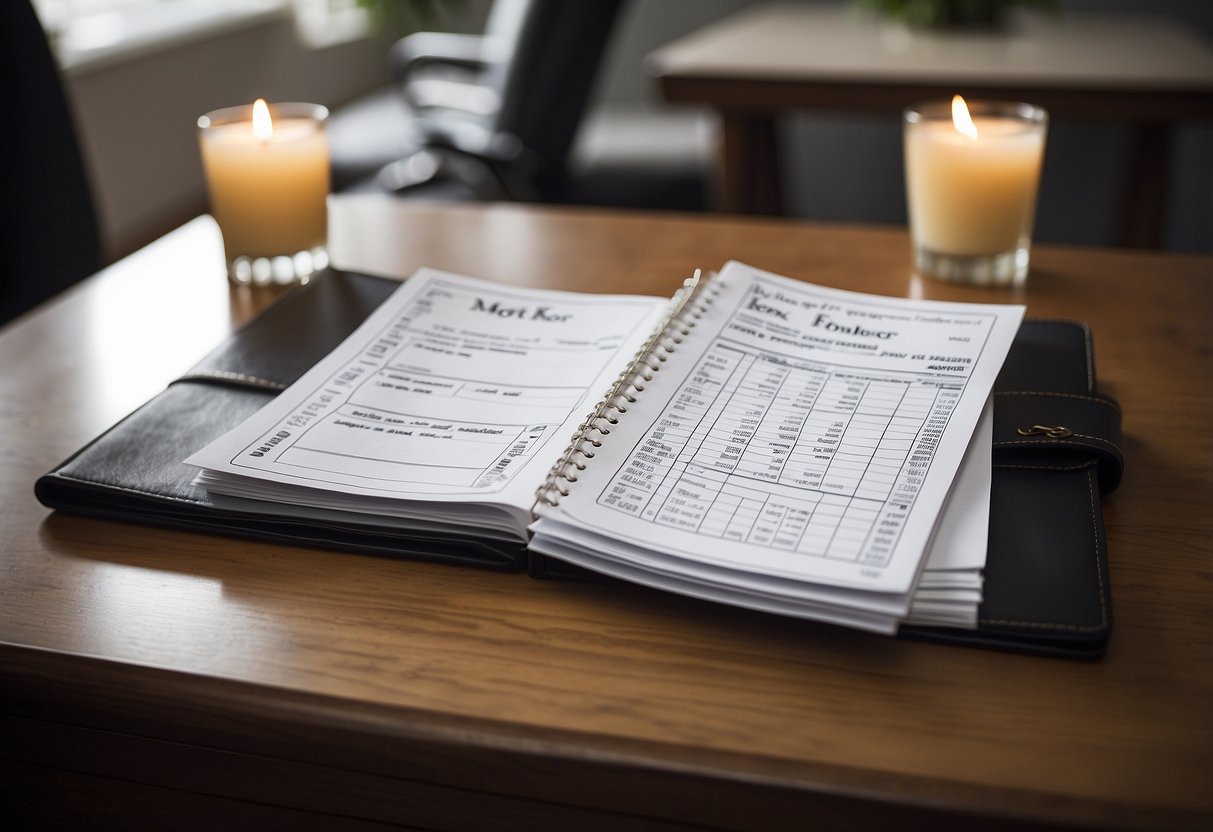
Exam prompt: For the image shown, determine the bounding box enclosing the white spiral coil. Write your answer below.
[532,269,720,515]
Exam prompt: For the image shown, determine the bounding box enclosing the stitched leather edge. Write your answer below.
[992,434,1125,457]
[993,390,1122,415]
[1022,319,1094,392]
[47,472,208,504]
[979,468,1107,632]
[171,370,288,391]
[993,461,1096,473]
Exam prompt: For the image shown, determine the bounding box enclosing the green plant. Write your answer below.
[855,0,1059,27]
[354,0,464,35]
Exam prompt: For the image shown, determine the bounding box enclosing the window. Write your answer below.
[30,0,375,70]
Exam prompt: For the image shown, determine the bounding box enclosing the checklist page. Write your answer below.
[188,269,667,515]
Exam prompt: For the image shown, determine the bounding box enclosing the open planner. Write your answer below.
[38,263,1122,656]
[184,262,1021,635]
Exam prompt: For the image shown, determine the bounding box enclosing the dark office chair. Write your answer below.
[327,0,530,194]
[0,0,100,324]
[331,0,649,206]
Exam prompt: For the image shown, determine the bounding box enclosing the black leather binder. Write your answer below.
[36,269,1123,657]
[899,318,1122,657]
[531,316,1123,658]
[35,270,527,571]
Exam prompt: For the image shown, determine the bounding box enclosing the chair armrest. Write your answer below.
[405,118,536,201]
[414,117,523,165]
[390,32,509,85]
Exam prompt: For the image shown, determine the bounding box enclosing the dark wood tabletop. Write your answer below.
[2,196,1210,830]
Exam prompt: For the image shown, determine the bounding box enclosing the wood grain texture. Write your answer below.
[1,200,1210,830]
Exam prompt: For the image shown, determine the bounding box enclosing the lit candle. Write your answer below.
[198,100,330,285]
[904,96,1047,285]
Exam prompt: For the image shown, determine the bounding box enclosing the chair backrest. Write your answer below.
[380,0,628,203]
[492,0,628,201]
[475,0,532,95]
[0,0,100,324]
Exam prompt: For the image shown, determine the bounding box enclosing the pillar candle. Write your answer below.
[198,100,329,268]
[905,97,1047,258]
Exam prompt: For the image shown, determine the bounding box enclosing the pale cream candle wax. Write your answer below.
[905,97,1047,275]
[198,100,329,278]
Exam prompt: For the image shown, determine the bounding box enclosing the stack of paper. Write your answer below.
[189,262,1024,636]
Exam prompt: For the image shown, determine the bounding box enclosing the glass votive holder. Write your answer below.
[198,100,330,286]
[904,97,1047,287]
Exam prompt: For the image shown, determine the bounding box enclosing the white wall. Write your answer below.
[62,12,397,261]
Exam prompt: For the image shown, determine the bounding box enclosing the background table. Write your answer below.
[1,195,1211,830]
[648,4,1213,247]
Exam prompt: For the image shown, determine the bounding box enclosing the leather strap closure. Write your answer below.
[992,391,1123,492]
[170,369,288,392]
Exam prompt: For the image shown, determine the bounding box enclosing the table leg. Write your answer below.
[1116,122,1170,249]
[719,111,785,215]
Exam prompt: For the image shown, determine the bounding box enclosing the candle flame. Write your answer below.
[951,95,978,139]
[252,98,273,140]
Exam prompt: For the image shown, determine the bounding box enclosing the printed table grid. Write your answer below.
[598,342,959,567]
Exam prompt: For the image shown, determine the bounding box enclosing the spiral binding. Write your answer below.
[532,269,720,517]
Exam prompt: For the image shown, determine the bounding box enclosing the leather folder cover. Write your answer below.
[36,270,1123,657]
[532,316,1123,658]
[899,317,1123,657]
[35,270,527,571]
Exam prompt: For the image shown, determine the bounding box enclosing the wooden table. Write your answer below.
[2,195,1211,830]
[647,4,1213,248]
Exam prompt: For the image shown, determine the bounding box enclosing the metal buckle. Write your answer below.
[1016,424,1074,439]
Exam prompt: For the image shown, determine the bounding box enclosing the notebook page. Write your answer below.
[534,261,1023,596]
[187,269,669,521]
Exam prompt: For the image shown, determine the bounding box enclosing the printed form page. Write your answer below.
[535,262,1023,598]
[188,269,668,535]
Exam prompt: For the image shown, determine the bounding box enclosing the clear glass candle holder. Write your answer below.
[198,101,330,286]
[904,99,1047,287]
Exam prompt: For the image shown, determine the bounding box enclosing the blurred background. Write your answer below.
[28,0,1213,266]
